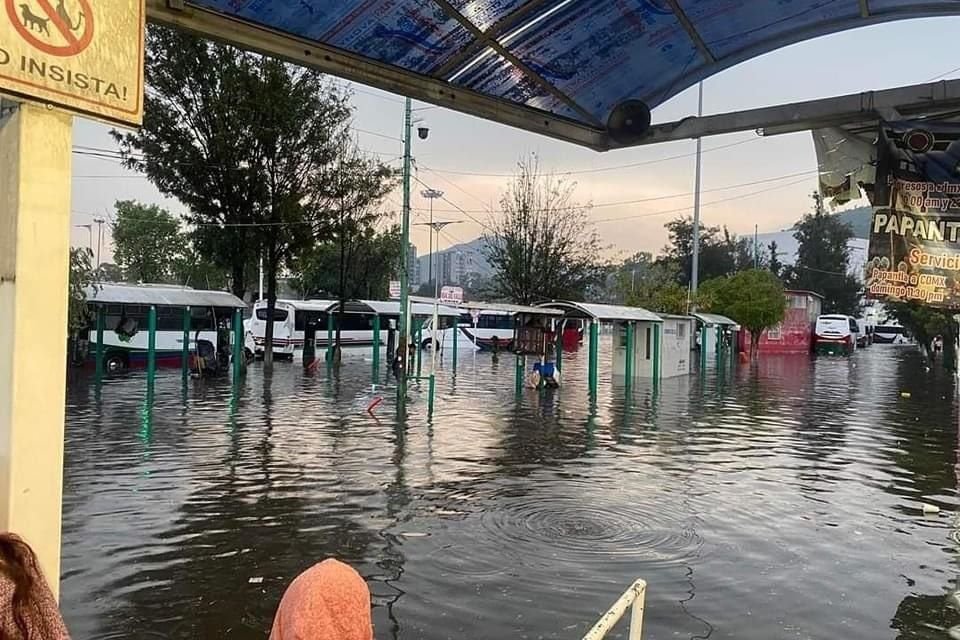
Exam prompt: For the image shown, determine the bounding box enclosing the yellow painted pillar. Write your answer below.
[0,102,73,597]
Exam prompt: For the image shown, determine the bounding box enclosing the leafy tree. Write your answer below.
[293,225,402,302]
[98,263,124,282]
[787,193,861,315]
[117,26,369,369]
[885,302,957,369]
[172,239,229,290]
[713,269,786,360]
[114,26,264,300]
[68,248,98,339]
[767,241,785,279]
[661,216,747,285]
[111,200,183,283]
[484,154,605,304]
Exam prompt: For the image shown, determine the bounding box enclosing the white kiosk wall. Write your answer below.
[659,316,694,378]
[612,322,658,379]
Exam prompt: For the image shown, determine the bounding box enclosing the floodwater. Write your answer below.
[61,342,960,639]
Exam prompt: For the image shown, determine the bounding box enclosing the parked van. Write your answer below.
[814,315,858,356]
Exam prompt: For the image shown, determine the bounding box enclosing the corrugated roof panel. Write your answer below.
[191,0,474,74]
[88,283,246,308]
[539,301,662,323]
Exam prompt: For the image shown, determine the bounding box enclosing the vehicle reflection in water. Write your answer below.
[60,344,958,639]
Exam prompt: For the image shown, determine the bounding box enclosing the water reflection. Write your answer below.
[61,345,959,639]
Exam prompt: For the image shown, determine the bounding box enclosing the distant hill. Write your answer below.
[834,206,872,238]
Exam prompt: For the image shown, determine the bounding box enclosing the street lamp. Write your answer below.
[420,188,443,287]
[92,217,105,267]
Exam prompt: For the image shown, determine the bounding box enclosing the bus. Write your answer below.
[873,324,910,345]
[84,283,250,374]
[247,299,461,359]
[421,308,515,352]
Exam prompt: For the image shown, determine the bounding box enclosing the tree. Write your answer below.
[111,200,183,283]
[788,193,861,315]
[114,26,265,300]
[172,239,229,290]
[767,241,785,279]
[886,302,957,369]
[661,216,748,285]
[68,248,97,340]
[484,154,605,304]
[117,26,366,370]
[98,263,124,282]
[713,269,786,360]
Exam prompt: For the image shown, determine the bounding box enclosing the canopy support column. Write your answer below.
[588,320,600,397]
[0,102,72,594]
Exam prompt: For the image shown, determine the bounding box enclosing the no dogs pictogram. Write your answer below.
[4,0,93,57]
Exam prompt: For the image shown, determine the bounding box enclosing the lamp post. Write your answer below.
[397,101,431,416]
[92,216,105,268]
[421,188,443,288]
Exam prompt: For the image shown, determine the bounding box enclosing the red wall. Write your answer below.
[739,291,822,355]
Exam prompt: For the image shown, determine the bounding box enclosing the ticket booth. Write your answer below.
[656,314,695,378]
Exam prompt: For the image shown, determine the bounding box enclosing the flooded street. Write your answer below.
[61,344,960,639]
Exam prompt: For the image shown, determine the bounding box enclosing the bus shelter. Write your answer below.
[692,313,739,361]
[538,301,662,395]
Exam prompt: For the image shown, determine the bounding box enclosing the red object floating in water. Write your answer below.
[367,397,384,414]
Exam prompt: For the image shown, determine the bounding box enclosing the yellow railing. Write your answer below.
[581,579,647,640]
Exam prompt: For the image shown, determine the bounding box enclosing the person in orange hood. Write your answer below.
[269,559,373,640]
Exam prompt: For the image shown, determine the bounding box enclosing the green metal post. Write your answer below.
[428,374,435,418]
[700,325,708,371]
[397,97,413,415]
[415,318,423,378]
[232,308,243,381]
[624,322,635,388]
[181,306,191,379]
[372,314,381,381]
[588,320,599,397]
[326,312,334,364]
[716,325,722,364]
[515,354,524,394]
[94,305,105,380]
[452,318,458,373]
[653,322,662,383]
[147,306,157,390]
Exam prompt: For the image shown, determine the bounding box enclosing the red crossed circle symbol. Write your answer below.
[5,0,94,57]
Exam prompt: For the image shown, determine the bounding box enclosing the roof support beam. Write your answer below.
[622,79,960,147]
[428,0,601,127]
[663,0,716,63]
[146,0,610,149]
[432,0,554,78]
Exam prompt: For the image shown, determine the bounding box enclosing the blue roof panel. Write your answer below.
[173,0,960,146]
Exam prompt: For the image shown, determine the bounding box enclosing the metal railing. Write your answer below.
[582,579,647,640]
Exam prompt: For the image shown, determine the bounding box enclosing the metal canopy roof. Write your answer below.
[88,283,246,308]
[539,301,661,323]
[691,312,738,327]
[336,299,461,317]
[147,0,960,149]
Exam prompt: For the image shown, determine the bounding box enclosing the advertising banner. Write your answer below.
[866,120,960,309]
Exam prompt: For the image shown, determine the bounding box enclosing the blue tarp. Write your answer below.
[187,0,960,127]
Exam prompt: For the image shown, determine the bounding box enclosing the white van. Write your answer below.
[814,314,858,356]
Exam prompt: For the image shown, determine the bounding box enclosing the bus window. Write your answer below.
[191,306,216,331]
[477,315,513,330]
[294,310,324,331]
[256,308,289,322]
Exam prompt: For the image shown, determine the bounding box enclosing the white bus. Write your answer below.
[421,308,515,352]
[247,299,460,359]
[85,283,250,374]
[873,324,910,345]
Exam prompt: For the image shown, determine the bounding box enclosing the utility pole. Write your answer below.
[398,98,413,415]
[92,217,104,267]
[690,81,704,306]
[421,189,443,287]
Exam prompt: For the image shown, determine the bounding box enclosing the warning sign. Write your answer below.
[0,0,143,125]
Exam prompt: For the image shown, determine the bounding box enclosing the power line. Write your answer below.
[591,175,813,224]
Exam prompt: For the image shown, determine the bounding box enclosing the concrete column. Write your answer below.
[0,102,73,595]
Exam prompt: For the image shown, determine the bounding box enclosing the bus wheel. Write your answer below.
[421,338,440,351]
[105,352,128,374]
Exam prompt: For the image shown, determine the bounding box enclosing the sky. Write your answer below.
[69,16,960,265]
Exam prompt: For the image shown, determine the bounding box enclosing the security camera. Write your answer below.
[417,126,430,140]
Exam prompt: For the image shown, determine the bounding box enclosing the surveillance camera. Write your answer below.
[417,126,430,140]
